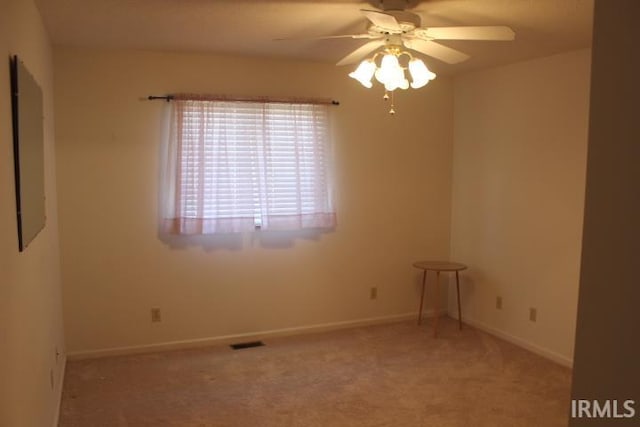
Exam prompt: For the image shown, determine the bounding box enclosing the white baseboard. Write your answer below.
[451,313,573,368]
[52,354,66,427]
[68,310,446,361]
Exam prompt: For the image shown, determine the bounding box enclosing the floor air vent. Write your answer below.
[230,341,265,350]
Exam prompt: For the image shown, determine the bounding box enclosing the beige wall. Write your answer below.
[450,49,591,365]
[54,47,454,356]
[570,1,640,424]
[0,0,65,426]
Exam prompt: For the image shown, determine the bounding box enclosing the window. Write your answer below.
[160,97,336,234]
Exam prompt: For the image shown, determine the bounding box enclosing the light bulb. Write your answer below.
[348,59,376,88]
[408,58,436,89]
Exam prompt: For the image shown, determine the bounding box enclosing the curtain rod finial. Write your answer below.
[148,95,174,102]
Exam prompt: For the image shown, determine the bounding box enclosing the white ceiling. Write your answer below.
[34,0,594,75]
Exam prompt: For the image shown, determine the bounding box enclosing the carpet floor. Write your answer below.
[59,318,572,426]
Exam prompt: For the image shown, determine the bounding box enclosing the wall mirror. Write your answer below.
[10,55,45,251]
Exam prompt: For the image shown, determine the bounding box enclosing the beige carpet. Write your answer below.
[59,318,572,426]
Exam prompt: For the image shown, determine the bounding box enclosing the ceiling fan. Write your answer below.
[297,0,516,66]
[280,0,514,113]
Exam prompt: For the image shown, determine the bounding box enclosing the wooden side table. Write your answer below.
[413,261,467,337]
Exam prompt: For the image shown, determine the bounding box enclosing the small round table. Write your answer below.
[413,261,467,337]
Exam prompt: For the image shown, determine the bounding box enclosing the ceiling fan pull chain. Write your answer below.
[382,90,395,114]
[389,91,396,115]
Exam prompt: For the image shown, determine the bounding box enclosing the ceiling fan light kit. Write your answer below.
[349,45,436,91]
[348,44,436,114]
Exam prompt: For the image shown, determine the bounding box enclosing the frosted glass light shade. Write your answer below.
[376,53,410,91]
[349,59,376,88]
[408,58,436,89]
[375,53,400,84]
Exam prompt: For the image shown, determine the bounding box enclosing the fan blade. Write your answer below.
[422,26,515,41]
[361,9,401,32]
[275,34,378,41]
[336,40,386,66]
[404,39,470,64]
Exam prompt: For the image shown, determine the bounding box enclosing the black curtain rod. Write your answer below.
[147,95,339,106]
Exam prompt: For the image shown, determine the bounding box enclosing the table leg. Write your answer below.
[456,270,462,330]
[418,270,427,325]
[433,271,440,338]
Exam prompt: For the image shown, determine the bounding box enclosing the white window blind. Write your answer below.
[160,99,336,234]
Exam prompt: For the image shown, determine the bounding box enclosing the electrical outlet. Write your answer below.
[496,296,503,309]
[370,287,377,300]
[151,308,162,322]
[529,307,537,322]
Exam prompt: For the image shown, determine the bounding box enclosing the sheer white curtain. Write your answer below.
[160,98,336,234]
